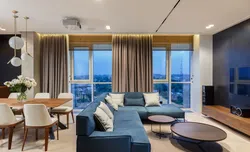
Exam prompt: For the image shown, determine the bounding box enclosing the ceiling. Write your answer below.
[0,0,249,35]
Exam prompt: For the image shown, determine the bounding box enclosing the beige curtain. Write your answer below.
[40,35,68,98]
[112,34,153,92]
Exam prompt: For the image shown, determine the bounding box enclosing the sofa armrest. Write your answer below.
[77,135,131,152]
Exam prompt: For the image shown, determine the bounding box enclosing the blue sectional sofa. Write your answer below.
[76,92,185,152]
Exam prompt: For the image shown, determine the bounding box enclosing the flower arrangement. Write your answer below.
[4,75,37,101]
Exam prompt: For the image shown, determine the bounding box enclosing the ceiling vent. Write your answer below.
[62,18,81,30]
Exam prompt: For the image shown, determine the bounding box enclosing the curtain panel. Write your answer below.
[40,35,68,98]
[112,34,153,92]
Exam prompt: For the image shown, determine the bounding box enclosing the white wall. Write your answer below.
[191,35,213,113]
[21,32,40,98]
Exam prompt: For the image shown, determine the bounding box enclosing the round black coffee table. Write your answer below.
[171,122,227,152]
[148,115,175,139]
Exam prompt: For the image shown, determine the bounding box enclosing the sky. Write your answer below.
[74,49,191,77]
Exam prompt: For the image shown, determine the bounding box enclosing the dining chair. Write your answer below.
[51,93,74,129]
[0,103,24,150]
[8,93,25,115]
[22,104,58,151]
[34,93,50,99]
[8,93,20,99]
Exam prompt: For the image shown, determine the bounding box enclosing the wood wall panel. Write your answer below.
[69,34,193,49]
[202,105,250,136]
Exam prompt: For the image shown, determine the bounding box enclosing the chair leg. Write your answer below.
[8,127,14,150]
[57,122,59,140]
[2,128,5,139]
[71,111,75,123]
[36,129,38,140]
[45,128,49,151]
[57,114,60,122]
[22,128,28,151]
[67,114,69,129]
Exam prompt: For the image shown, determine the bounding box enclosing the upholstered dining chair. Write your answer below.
[51,93,74,129]
[34,93,50,99]
[8,93,20,99]
[8,93,23,115]
[0,103,24,150]
[22,104,58,151]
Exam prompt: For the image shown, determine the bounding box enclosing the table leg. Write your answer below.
[159,124,161,139]
[58,122,67,129]
[49,127,55,140]
[49,108,67,130]
[171,133,207,152]
[198,142,206,152]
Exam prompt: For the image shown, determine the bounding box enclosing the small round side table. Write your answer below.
[148,115,175,139]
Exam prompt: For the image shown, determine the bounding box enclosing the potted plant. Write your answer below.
[4,75,37,102]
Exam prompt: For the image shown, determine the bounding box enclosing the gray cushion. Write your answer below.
[118,106,148,119]
[146,104,185,118]
[124,92,145,106]
[125,98,144,106]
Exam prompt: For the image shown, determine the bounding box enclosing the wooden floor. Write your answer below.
[0,112,250,152]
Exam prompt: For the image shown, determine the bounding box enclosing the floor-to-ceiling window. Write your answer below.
[153,45,192,108]
[153,47,169,103]
[70,44,112,109]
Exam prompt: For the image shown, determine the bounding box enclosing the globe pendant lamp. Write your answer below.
[21,16,33,60]
[7,10,23,67]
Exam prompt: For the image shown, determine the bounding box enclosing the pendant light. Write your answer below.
[21,16,33,60]
[7,10,23,67]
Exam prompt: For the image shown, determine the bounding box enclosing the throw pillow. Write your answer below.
[94,107,113,132]
[124,98,145,106]
[99,102,114,121]
[143,93,160,107]
[109,93,125,107]
[105,95,119,110]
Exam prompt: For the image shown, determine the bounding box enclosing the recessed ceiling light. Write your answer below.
[0,27,6,31]
[105,25,111,30]
[206,24,214,29]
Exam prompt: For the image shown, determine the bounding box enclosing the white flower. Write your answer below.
[4,81,11,87]
[12,79,21,85]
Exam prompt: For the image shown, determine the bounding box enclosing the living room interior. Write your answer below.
[0,0,250,152]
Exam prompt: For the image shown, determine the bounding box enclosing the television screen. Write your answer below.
[229,84,234,94]
[237,84,250,96]
[238,67,250,80]
[230,68,235,82]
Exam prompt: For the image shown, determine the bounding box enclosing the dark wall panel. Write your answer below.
[0,35,21,85]
[213,18,250,107]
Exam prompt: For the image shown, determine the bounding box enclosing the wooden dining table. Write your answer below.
[0,98,72,139]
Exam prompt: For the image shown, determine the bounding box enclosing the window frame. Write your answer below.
[152,45,192,107]
[69,44,112,106]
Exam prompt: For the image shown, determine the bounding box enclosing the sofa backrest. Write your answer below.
[105,92,155,106]
[124,92,145,106]
[76,102,100,136]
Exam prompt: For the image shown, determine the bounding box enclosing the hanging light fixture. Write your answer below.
[7,10,23,67]
[21,16,33,60]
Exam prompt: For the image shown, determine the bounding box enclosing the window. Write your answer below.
[153,46,192,108]
[171,51,192,108]
[153,48,167,79]
[153,47,169,103]
[73,47,89,80]
[171,51,191,82]
[70,44,112,109]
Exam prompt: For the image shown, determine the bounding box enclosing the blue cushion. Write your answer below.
[118,106,148,119]
[146,104,185,118]
[125,98,144,106]
[105,102,115,114]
